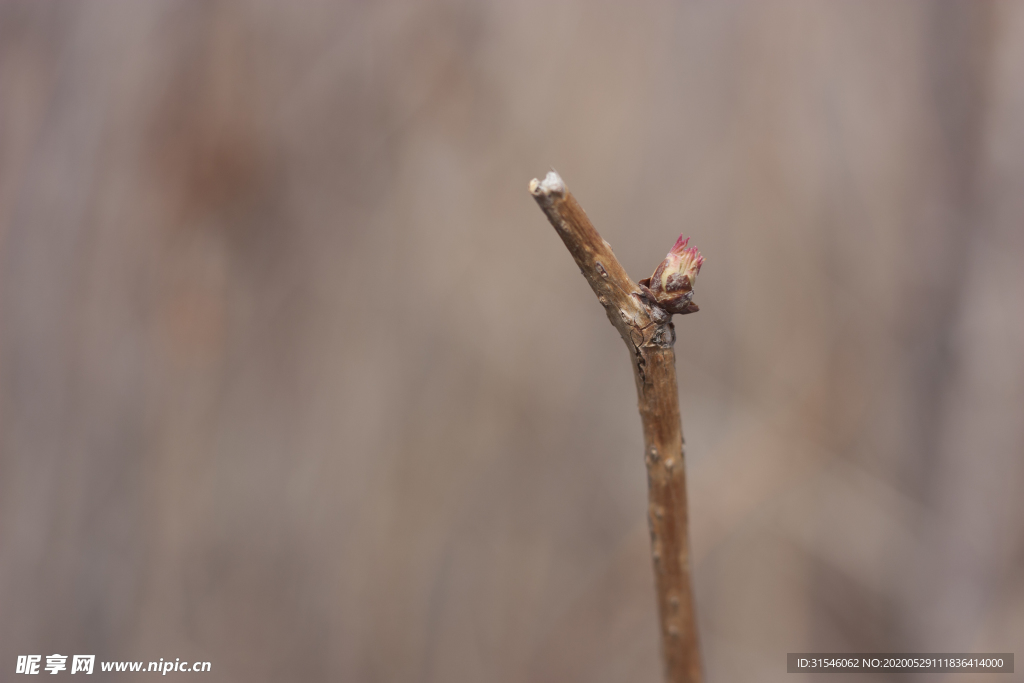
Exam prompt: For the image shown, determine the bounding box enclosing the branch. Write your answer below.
[529,171,704,683]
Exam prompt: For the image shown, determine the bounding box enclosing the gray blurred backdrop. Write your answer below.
[2,2,1023,682]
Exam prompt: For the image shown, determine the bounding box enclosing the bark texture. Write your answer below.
[529,172,703,683]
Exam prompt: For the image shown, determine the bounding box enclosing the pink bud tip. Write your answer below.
[681,246,704,274]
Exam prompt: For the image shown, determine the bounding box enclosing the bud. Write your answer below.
[638,235,704,315]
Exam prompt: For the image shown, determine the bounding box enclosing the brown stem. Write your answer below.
[529,172,703,683]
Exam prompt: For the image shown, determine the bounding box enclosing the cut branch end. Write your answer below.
[528,170,566,200]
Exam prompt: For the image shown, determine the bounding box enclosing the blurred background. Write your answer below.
[2,1,1023,681]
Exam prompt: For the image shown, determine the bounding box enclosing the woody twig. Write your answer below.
[529,171,704,683]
